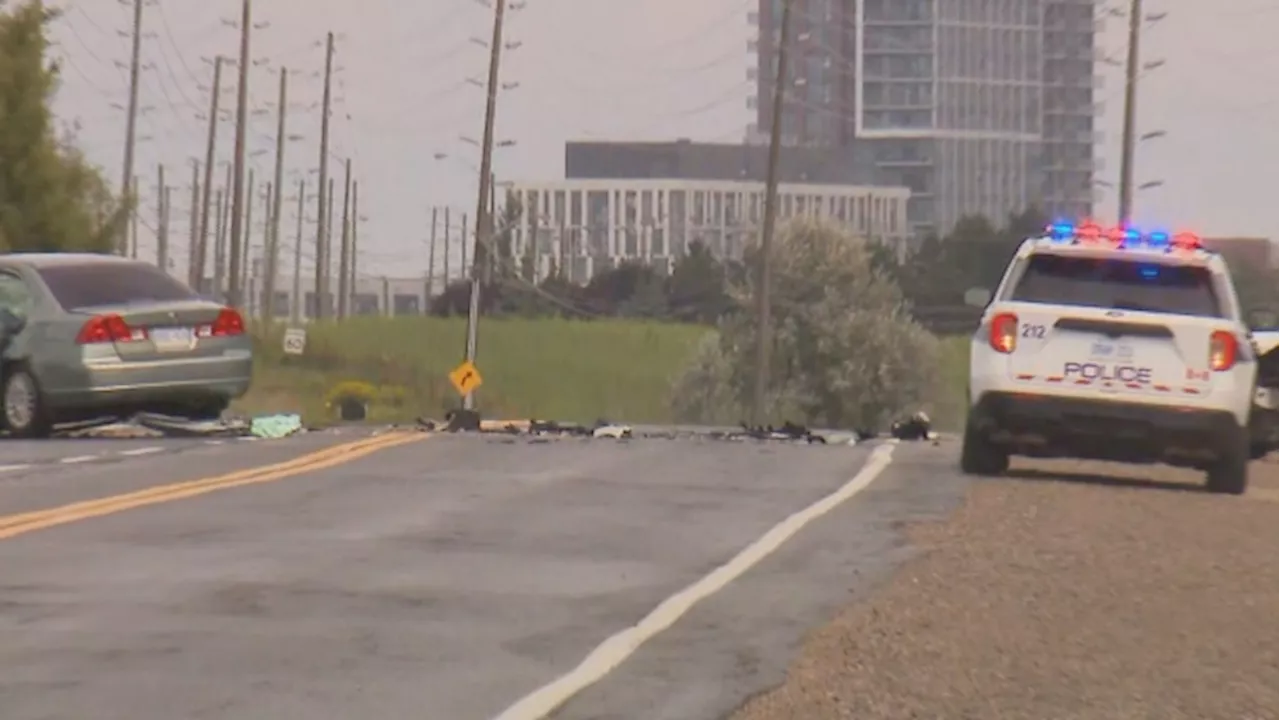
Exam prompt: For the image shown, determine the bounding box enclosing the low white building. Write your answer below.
[498,178,911,282]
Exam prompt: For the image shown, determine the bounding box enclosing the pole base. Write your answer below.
[444,408,481,432]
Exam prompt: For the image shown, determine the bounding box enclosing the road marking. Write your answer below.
[0,464,32,473]
[0,431,427,541]
[58,455,99,464]
[492,442,898,720]
[118,446,164,457]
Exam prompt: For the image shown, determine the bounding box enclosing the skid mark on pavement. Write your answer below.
[492,441,899,720]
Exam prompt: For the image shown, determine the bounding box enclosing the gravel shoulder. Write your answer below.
[733,445,1279,720]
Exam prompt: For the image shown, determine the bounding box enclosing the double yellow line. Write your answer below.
[0,430,427,541]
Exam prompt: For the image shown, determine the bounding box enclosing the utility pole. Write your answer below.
[212,187,226,295]
[225,0,253,308]
[313,32,335,320]
[461,0,509,412]
[1116,0,1143,225]
[128,176,139,258]
[291,178,305,323]
[750,0,794,427]
[241,169,256,310]
[350,180,359,309]
[443,207,451,284]
[156,164,167,270]
[194,57,223,289]
[427,207,438,300]
[325,177,336,314]
[187,160,200,281]
[337,158,352,319]
[461,212,469,277]
[264,66,288,322]
[117,0,144,255]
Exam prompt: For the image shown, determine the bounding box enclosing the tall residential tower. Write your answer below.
[753,0,1100,234]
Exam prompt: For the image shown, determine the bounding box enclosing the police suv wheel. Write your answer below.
[1205,431,1249,495]
[960,419,1009,476]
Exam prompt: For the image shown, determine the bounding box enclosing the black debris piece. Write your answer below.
[890,411,932,441]
[444,408,481,432]
[732,421,827,444]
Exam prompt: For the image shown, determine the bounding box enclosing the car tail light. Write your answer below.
[1209,330,1237,371]
[209,308,244,336]
[988,312,1018,354]
[76,314,146,344]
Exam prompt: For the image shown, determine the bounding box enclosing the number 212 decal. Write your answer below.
[1021,324,1047,339]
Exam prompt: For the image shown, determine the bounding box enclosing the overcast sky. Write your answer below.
[45,0,1279,278]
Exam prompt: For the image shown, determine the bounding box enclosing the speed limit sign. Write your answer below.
[282,327,307,356]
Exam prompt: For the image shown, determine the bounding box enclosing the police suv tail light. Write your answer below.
[1209,330,1237,371]
[989,312,1018,354]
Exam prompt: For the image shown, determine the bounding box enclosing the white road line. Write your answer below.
[491,442,899,720]
[117,446,164,457]
[58,455,99,464]
[0,464,32,473]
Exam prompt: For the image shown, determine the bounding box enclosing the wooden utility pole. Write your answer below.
[350,180,359,308]
[118,0,144,255]
[1116,0,1143,224]
[427,207,438,299]
[337,158,352,318]
[443,207,451,284]
[128,176,139,259]
[461,213,469,279]
[160,186,172,272]
[187,159,200,281]
[291,178,305,323]
[156,163,167,270]
[461,0,509,411]
[241,169,255,310]
[313,31,335,319]
[226,0,253,308]
[264,66,288,322]
[212,188,226,294]
[750,0,794,427]
[255,180,272,316]
[325,177,335,315]
[194,57,223,288]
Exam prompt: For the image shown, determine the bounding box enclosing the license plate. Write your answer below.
[151,326,194,351]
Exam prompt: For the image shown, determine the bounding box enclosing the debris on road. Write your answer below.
[890,411,937,442]
[248,413,304,439]
[592,423,633,439]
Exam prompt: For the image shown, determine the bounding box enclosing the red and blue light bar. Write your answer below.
[1044,220,1203,251]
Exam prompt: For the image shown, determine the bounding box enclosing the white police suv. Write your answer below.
[961,221,1264,494]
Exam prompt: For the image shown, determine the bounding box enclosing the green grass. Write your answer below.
[235,316,973,430]
[236,317,711,425]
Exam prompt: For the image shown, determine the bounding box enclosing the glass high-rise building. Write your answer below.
[752,0,1099,235]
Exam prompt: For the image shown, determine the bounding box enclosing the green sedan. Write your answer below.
[0,253,253,437]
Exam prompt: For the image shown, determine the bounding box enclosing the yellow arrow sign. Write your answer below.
[448,360,483,396]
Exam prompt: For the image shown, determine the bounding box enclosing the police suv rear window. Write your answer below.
[38,262,197,311]
[1009,253,1222,318]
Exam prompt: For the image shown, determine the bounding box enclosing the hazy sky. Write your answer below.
[45,0,1279,278]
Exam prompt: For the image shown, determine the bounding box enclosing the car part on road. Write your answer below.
[890,411,935,441]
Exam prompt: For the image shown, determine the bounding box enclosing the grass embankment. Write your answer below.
[236,317,709,425]
[235,317,971,430]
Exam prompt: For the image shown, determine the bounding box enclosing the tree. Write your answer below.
[0,1,124,253]
[670,218,941,430]
[665,240,731,324]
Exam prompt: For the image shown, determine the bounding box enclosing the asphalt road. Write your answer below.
[1,431,1272,720]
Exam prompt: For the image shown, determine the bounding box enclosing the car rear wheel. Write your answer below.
[3,367,51,438]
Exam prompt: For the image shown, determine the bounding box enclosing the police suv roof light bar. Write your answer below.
[1042,221,1203,252]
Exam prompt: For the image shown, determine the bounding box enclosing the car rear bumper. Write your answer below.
[970,390,1243,465]
[42,351,253,410]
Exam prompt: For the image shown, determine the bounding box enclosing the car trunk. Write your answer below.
[74,300,230,361]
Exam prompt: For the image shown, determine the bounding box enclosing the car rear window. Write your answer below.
[37,263,197,310]
[1008,253,1222,318]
